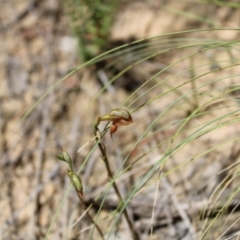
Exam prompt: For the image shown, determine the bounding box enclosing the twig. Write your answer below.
[162,178,197,239]
[0,0,40,30]
[31,97,52,239]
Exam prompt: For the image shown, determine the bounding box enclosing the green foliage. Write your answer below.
[64,0,118,61]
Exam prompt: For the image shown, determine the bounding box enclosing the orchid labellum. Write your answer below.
[99,108,133,138]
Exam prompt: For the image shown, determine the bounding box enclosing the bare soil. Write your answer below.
[1,1,240,240]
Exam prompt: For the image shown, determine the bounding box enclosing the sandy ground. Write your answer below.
[1,1,240,240]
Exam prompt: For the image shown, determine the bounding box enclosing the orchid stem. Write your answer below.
[94,118,139,240]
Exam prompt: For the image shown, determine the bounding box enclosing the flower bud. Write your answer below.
[56,147,73,171]
[68,170,83,197]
